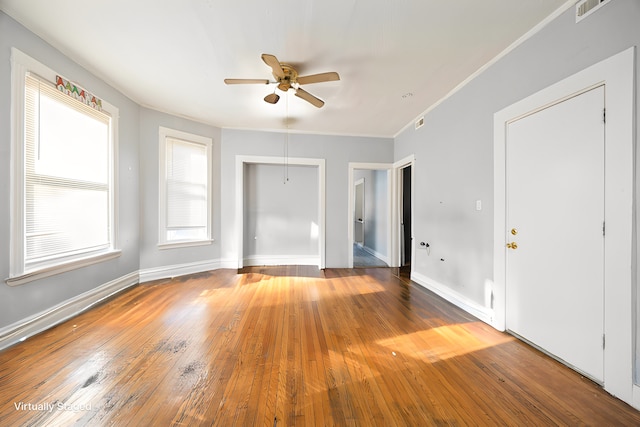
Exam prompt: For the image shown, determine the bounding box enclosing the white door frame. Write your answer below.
[347,157,415,269]
[347,162,392,268]
[493,47,635,404]
[393,155,415,271]
[236,155,326,269]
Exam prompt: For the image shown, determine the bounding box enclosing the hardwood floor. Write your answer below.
[1,266,639,426]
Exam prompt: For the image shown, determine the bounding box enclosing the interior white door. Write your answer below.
[354,180,365,245]
[505,86,605,382]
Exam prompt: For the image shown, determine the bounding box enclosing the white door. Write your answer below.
[505,86,605,382]
[354,179,365,245]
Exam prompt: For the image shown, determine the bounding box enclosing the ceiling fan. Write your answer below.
[224,54,340,108]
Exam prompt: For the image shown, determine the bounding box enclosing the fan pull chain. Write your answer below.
[284,93,289,184]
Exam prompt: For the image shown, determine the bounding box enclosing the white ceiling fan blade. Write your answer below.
[297,72,340,85]
[261,54,285,79]
[295,88,324,108]
[224,78,270,85]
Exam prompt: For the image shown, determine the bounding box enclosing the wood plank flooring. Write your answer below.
[1,266,639,426]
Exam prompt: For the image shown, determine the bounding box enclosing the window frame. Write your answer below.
[8,48,120,286]
[158,126,213,249]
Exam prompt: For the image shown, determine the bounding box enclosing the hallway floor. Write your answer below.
[353,243,388,267]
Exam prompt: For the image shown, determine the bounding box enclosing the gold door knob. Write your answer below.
[511,228,518,235]
[506,242,518,250]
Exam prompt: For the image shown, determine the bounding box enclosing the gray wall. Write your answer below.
[395,0,640,307]
[138,107,222,271]
[243,163,319,262]
[0,12,140,329]
[221,129,394,267]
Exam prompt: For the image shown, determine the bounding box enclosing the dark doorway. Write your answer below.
[401,165,412,267]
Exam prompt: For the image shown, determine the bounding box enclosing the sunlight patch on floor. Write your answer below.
[376,322,514,363]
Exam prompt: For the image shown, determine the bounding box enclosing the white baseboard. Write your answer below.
[243,255,321,268]
[362,245,390,265]
[633,384,640,411]
[0,258,239,351]
[139,258,235,283]
[411,271,493,325]
[0,271,139,351]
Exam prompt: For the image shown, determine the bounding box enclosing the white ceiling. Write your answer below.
[0,0,571,138]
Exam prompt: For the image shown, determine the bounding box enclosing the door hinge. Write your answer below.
[603,108,606,124]
[602,221,605,236]
[603,334,605,350]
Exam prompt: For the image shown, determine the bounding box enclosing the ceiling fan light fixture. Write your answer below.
[264,92,280,104]
[226,53,339,108]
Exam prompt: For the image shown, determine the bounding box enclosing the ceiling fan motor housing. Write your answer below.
[277,64,298,91]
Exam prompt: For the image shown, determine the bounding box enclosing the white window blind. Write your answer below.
[24,73,112,267]
[163,136,209,242]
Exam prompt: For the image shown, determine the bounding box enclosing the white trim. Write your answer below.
[0,271,139,351]
[223,124,395,140]
[5,250,122,287]
[633,384,640,410]
[348,163,393,268]
[9,48,27,278]
[111,96,120,252]
[235,155,326,269]
[411,272,493,325]
[493,47,635,404]
[139,259,233,283]
[394,0,576,138]
[9,48,119,280]
[242,255,321,267]
[392,155,416,273]
[157,239,214,250]
[158,126,213,247]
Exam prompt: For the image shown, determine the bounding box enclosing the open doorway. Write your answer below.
[352,170,388,268]
[391,155,414,279]
[236,155,326,269]
[400,165,412,267]
[347,163,392,268]
[347,158,414,270]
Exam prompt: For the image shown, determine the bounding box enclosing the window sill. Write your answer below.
[5,250,122,287]
[158,239,214,250]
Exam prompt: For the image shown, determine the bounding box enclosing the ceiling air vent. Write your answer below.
[415,117,424,130]
[576,0,611,23]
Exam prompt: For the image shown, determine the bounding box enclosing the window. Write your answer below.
[9,49,119,284]
[158,127,212,248]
